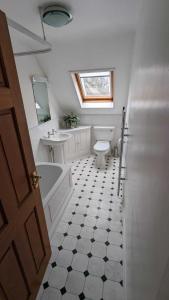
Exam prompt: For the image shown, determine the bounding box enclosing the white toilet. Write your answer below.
[93,126,115,168]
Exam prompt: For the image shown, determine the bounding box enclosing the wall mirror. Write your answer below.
[32,75,51,125]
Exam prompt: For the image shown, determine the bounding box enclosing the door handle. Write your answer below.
[31,171,41,189]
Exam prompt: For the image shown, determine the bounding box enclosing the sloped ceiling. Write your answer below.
[37,31,135,115]
[0,0,141,115]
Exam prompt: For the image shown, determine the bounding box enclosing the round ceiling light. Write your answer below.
[42,5,73,27]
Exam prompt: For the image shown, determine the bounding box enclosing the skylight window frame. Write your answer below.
[74,70,114,103]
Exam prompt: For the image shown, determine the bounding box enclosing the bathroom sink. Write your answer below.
[41,133,72,146]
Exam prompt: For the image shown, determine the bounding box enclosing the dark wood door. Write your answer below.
[0,10,51,300]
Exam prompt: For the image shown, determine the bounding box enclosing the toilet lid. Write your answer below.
[94,141,110,152]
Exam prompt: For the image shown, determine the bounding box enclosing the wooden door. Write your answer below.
[0,10,51,300]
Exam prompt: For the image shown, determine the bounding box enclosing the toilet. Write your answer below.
[93,126,115,168]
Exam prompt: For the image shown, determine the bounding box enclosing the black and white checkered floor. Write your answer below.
[37,155,124,300]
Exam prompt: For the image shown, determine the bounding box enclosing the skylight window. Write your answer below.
[73,70,114,104]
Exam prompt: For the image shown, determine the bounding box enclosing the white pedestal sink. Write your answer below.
[41,133,72,163]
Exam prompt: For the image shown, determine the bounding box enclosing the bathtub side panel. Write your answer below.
[44,206,52,232]
[49,172,70,222]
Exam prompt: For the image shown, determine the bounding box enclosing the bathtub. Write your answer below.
[36,162,73,238]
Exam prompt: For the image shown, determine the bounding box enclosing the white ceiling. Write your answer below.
[0,0,141,43]
[0,0,141,116]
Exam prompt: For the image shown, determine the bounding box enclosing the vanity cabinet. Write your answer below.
[63,126,91,161]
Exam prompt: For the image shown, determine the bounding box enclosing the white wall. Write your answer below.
[125,0,169,299]
[0,0,137,157]
[37,32,135,142]
[15,55,62,162]
[80,114,121,146]
[13,30,135,161]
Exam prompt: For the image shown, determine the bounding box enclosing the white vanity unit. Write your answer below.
[61,126,91,162]
[41,126,91,163]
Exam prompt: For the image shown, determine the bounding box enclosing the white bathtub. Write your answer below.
[36,162,73,238]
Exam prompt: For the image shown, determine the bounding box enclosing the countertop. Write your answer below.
[58,126,91,133]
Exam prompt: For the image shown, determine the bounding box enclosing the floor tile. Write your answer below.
[109,221,122,233]
[98,210,109,219]
[62,293,79,300]
[48,266,68,289]
[78,198,90,206]
[107,245,123,262]
[81,226,94,239]
[109,212,121,223]
[76,238,92,254]
[56,249,73,268]
[86,207,98,217]
[108,232,122,246]
[65,270,85,295]
[96,218,110,230]
[94,229,108,243]
[84,216,96,227]
[105,260,123,282]
[72,214,85,225]
[91,241,107,258]
[103,280,124,300]
[68,224,81,236]
[62,236,77,251]
[84,275,103,300]
[75,206,87,215]
[88,256,105,277]
[71,253,88,272]
[41,287,61,300]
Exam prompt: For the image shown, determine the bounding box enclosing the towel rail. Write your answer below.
[117,107,126,196]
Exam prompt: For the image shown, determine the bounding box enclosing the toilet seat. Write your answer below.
[94,141,110,152]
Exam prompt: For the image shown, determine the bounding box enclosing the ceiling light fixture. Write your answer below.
[41,5,73,28]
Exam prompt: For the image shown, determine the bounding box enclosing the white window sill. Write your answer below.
[80,102,114,109]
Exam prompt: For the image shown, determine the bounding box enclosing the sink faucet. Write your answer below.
[47,131,52,138]
[47,129,57,138]
[51,128,56,135]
